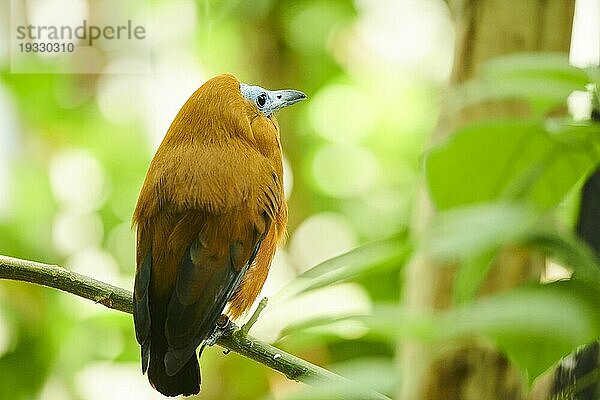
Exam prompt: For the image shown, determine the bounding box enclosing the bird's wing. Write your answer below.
[133,140,281,376]
[162,213,266,376]
[133,241,152,373]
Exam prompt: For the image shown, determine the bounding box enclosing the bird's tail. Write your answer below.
[147,337,200,397]
[147,319,201,396]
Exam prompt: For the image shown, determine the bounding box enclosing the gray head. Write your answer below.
[240,83,307,117]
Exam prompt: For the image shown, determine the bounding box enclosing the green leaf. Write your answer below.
[425,203,535,303]
[445,282,599,339]
[545,118,600,151]
[445,281,600,385]
[357,283,600,386]
[289,279,600,387]
[424,203,536,260]
[424,202,600,300]
[449,79,580,115]
[482,53,589,87]
[337,305,440,342]
[273,233,410,301]
[448,53,590,114]
[285,358,394,400]
[425,119,598,211]
[281,303,440,344]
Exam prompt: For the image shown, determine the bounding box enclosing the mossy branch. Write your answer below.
[0,254,390,400]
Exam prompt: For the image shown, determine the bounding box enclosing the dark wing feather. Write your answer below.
[133,248,152,373]
[163,232,263,376]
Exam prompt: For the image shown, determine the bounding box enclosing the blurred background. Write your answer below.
[0,1,453,398]
[0,0,596,399]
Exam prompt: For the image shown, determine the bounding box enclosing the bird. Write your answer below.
[132,74,306,396]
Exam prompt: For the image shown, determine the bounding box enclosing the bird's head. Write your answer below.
[239,82,307,118]
[162,74,306,147]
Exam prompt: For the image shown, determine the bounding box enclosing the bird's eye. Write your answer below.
[256,93,267,107]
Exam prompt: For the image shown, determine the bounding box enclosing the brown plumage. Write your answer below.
[132,74,305,396]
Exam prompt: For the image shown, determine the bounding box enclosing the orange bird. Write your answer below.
[132,74,306,396]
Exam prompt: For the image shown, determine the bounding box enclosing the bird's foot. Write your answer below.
[241,297,268,335]
[198,315,235,357]
[204,315,234,347]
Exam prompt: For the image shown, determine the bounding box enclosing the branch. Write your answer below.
[0,255,390,400]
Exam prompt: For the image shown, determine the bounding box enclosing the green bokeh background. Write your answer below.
[0,1,452,399]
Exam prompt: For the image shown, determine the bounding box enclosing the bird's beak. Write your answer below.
[267,89,307,113]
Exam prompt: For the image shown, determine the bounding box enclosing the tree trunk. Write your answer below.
[399,1,576,399]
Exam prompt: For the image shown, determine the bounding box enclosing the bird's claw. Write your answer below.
[200,297,268,355]
[204,315,234,347]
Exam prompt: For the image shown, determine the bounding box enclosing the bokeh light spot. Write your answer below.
[350,0,454,80]
[311,144,379,198]
[283,154,294,200]
[106,222,136,273]
[75,362,164,400]
[52,211,104,256]
[0,82,18,221]
[49,149,106,212]
[66,247,121,286]
[347,187,408,238]
[39,376,71,400]
[290,212,357,272]
[147,56,205,149]
[309,83,375,143]
[251,283,371,343]
[568,90,593,121]
[96,61,149,123]
[283,1,350,53]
